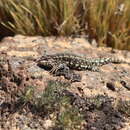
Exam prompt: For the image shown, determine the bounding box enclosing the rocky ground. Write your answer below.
[0,35,130,130]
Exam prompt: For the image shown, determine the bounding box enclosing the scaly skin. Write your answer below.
[37,53,129,71]
[36,53,129,81]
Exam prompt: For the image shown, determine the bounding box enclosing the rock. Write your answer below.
[0,35,130,130]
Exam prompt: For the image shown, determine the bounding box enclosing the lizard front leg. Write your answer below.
[54,63,81,82]
[52,63,70,75]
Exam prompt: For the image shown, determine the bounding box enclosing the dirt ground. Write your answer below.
[0,35,130,130]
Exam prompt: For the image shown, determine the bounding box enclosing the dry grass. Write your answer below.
[0,0,130,50]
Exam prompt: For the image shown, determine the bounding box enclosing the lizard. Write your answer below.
[36,53,130,82]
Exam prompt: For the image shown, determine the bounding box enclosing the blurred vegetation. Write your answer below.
[19,80,85,129]
[0,0,130,50]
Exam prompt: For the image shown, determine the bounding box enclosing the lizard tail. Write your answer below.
[91,57,130,66]
[102,57,130,65]
[110,57,129,64]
